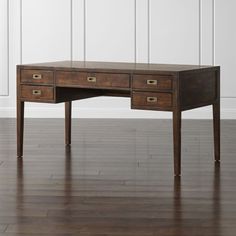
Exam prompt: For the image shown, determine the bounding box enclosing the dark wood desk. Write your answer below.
[17,61,220,176]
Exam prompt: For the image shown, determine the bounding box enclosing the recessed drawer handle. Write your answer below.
[147,79,157,85]
[32,74,42,80]
[87,77,96,82]
[32,90,41,95]
[147,97,158,103]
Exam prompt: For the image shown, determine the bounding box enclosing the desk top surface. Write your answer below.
[20,61,219,73]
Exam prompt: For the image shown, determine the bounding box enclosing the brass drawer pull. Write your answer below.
[32,74,42,80]
[87,76,96,82]
[147,79,157,85]
[147,97,158,103]
[32,90,41,95]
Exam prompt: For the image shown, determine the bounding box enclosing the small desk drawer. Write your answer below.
[21,69,54,85]
[56,71,130,89]
[132,74,172,90]
[20,85,54,101]
[132,91,172,110]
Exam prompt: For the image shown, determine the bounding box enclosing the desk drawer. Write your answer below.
[132,91,172,110]
[20,85,54,101]
[56,71,130,89]
[21,69,54,85]
[132,74,172,90]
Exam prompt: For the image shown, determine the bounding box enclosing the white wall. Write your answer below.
[0,0,9,96]
[0,0,236,119]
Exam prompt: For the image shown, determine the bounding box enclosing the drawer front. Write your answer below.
[56,71,130,89]
[21,69,54,85]
[132,74,172,90]
[20,85,54,101]
[132,92,172,110]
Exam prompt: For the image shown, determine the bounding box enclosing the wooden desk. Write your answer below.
[17,61,220,176]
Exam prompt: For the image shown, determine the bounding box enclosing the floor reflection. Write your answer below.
[213,162,221,235]
[173,176,182,229]
[64,146,72,205]
[14,149,223,235]
[2,118,234,235]
[16,158,24,225]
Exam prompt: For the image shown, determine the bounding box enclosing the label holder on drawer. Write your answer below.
[87,77,97,82]
[32,90,42,95]
[32,74,42,80]
[147,97,158,103]
[147,79,158,85]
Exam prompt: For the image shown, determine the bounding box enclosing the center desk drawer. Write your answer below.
[132,91,172,110]
[132,74,172,90]
[56,71,130,89]
[20,85,54,101]
[21,69,54,85]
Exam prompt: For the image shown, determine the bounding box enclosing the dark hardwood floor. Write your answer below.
[0,118,236,236]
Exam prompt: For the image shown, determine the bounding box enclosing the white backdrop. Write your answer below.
[0,0,235,118]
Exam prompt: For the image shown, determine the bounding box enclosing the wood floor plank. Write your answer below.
[0,225,7,233]
[0,118,236,236]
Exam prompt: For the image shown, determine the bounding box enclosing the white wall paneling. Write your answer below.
[85,0,135,62]
[150,0,200,64]
[136,0,149,63]
[8,0,22,108]
[72,0,85,60]
[201,0,213,65]
[0,0,9,96]
[215,0,236,98]
[21,0,71,63]
[1,0,236,118]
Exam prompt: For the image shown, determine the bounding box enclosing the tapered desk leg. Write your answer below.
[65,101,72,146]
[213,101,220,162]
[173,109,181,176]
[17,100,24,157]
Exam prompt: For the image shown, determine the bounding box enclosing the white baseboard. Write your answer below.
[1,106,236,119]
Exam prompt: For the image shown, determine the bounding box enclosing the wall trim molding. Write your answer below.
[212,0,215,65]
[147,0,150,63]
[1,106,236,119]
[70,0,73,61]
[20,0,22,64]
[6,0,9,96]
[0,0,9,96]
[83,0,86,61]
[199,0,202,65]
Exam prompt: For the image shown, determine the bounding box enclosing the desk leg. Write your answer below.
[65,101,72,145]
[173,109,181,176]
[17,100,24,157]
[213,102,220,162]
